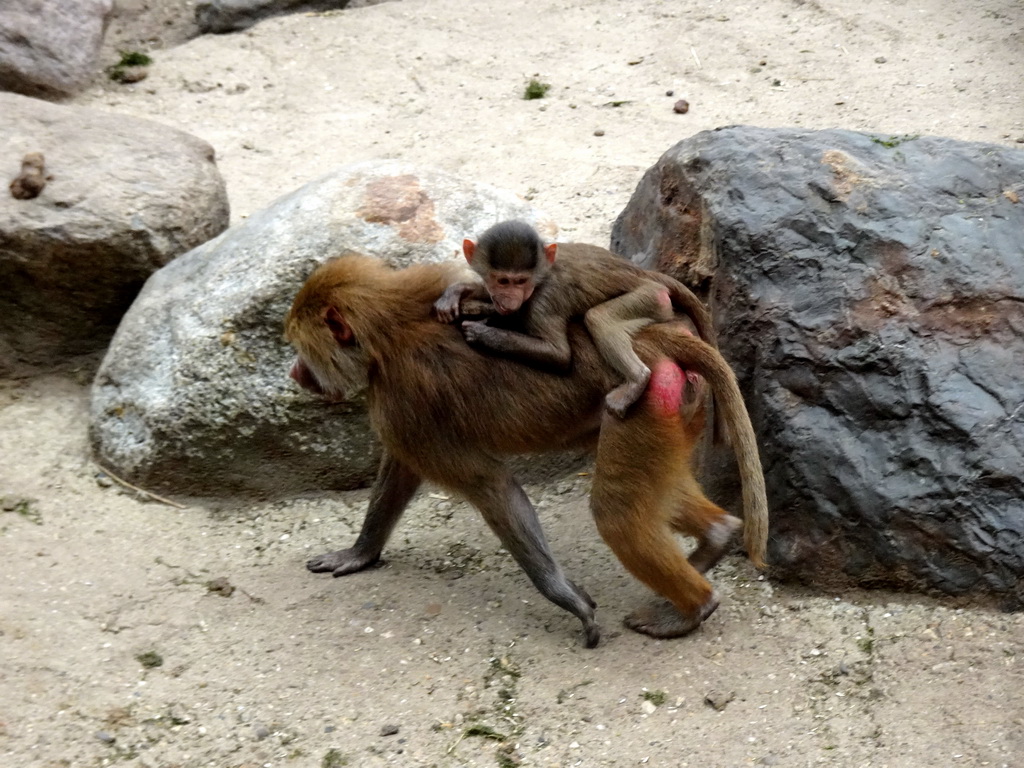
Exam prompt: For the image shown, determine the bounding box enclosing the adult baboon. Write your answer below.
[286,254,766,646]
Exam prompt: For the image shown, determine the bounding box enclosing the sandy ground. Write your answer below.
[2,1,1023,766]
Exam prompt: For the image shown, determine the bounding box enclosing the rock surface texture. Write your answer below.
[90,160,555,498]
[0,93,229,372]
[612,126,1024,606]
[196,0,351,34]
[0,0,113,97]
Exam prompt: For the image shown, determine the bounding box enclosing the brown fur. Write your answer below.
[435,220,719,421]
[592,361,744,636]
[285,254,767,645]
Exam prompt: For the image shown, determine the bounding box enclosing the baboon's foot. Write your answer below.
[307,548,380,576]
[565,578,601,648]
[624,592,720,638]
[605,373,650,418]
[689,515,742,574]
[581,618,602,649]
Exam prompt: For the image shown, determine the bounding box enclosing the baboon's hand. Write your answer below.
[460,320,493,345]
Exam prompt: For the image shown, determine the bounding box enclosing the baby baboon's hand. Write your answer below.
[460,320,492,344]
[433,295,461,324]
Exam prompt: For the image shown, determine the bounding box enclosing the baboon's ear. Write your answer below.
[324,306,353,345]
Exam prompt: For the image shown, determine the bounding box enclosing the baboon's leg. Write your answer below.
[670,498,743,575]
[662,389,743,574]
[307,452,422,575]
[585,282,674,417]
[591,358,720,638]
[462,472,600,648]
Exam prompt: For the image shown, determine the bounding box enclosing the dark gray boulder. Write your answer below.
[196,0,350,34]
[90,160,556,499]
[613,126,1024,607]
[0,93,229,372]
[0,0,113,97]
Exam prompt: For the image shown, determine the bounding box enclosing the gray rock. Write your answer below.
[612,126,1024,607]
[196,0,350,34]
[90,160,555,499]
[0,0,113,97]
[0,93,228,372]
[703,689,735,711]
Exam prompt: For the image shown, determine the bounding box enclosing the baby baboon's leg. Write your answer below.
[585,282,674,418]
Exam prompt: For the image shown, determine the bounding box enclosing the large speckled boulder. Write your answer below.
[90,160,555,499]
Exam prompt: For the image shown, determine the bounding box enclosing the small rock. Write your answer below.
[135,651,163,669]
[95,473,113,488]
[167,703,191,725]
[95,730,115,743]
[205,577,235,597]
[254,724,271,740]
[665,89,674,97]
[8,152,48,199]
[593,129,605,137]
[641,700,657,715]
[380,724,400,736]
[673,99,690,114]
[497,743,523,765]
[110,66,149,84]
[704,690,735,711]
[874,56,888,63]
